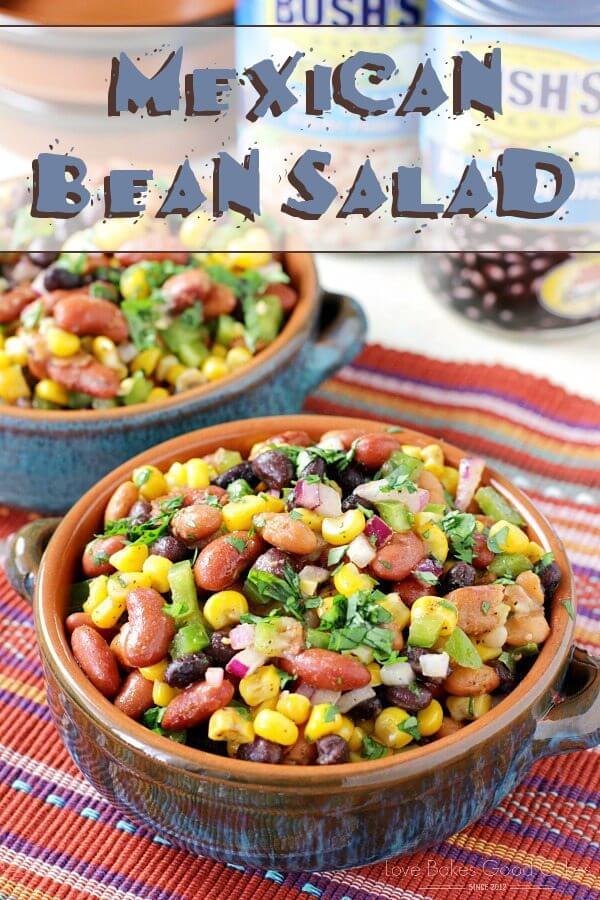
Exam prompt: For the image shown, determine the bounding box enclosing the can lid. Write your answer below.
[430,0,600,25]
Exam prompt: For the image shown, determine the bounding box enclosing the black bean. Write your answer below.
[342,494,376,513]
[208,630,237,666]
[299,457,326,479]
[488,660,517,693]
[252,450,295,490]
[237,738,283,764]
[386,683,432,712]
[316,735,349,765]
[334,462,371,495]
[27,250,59,267]
[441,562,477,593]
[348,696,382,721]
[43,266,84,291]
[150,534,189,562]
[128,499,152,525]
[406,647,428,676]
[164,652,212,688]
[214,461,258,489]
[251,548,298,578]
[538,561,561,602]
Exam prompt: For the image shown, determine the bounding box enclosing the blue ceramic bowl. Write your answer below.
[0,254,366,513]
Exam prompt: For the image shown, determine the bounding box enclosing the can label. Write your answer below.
[237,0,422,25]
[539,256,600,319]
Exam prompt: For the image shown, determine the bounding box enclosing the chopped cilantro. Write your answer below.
[103,494,183,546]
[225,536,247,553]
[562,599,575,621]
[327,545,349,567]
[535,552,555,572]
[21,299,43,330]
[275,667,295,689]
[324,704,339,723]
[414,570,438,587]
[245,563,304,620]
[121,293,165,350]
[379,560,393,571]
[361,735,388,759]
[487,526,509,555]
[481,601,491,615]
[441,511,476,563]
[400,715,421,741]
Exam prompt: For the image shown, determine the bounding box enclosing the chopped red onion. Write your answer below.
[420,652,450,679]
[380,661,416,686]
[295,682,315,699]
[455,456,486,512]
[299,565,330,585]
[294,479,321,510]
[347,533,377,568]
[205,667,224,687]
[314,483,342,518]
[364,515,392,548]
[355,481,429,512]
[228,623,255,650]
[337,686,376,714]
[225,647,266,678]
[311,689,342,706]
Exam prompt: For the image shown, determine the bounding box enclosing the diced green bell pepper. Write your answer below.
[123,371,153,406]
[408,616,443,648]
[375,501,413,532]
[488,553,532,579]
[443,626,482,668]
[170,622,210,658]
[244,294,282,348]
[475,486,525,526]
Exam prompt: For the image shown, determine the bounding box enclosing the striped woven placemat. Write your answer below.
[0,345,598,899]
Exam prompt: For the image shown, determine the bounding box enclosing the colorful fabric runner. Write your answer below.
[0,346,598,899]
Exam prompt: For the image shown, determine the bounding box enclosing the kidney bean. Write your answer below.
[252,548,298,578]
[444,664,501,697]
[54,294,128,344]
[114,671,154,720]
[27,337,50,380]
[386,683,432,712]
[505,613,550,647]
[298,456,326,480]
[148,534,189,562]
[370,531,426,582]
[354,433,402,469]
[335,462,371,494]
[27,249,59,267]
[316,735,349,765]
[82,535,127,577]
[260,282,298,313]
[162,268,211,312]
[129,499,152,525]
[110,625,132,669]
[472,532,495,569]
[104,481,139,525]
[417,469,446,506]
[446,584,504,636]
[208,630,237,666]
[538,561,562,602]
[171,503,223,544]
[164,652,212,688]
[237,737,283,764]
[320,428,366,450]
[124,587,176,668]
[252,450,295,490]
[348,695,382,722]
[71,625,120,698]
[183,486,228,506]
[47,354,121,399]
[437,717,463,738]
[0,285,38,323]
[194,531,264,591]
[214,461,259,489]
[65,612,116,642]
[282,732,318,765]
[43,266,84,291]
[203,282,237,319]
[267,430,312,447]
[441,562,477,594]
[279,649,370,691]
[261,514,317,556]
[161,679,234,731]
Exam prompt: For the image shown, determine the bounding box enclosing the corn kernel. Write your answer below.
[367,662,382,686]
[119,264,151,301]
[421,522,448,562]
[165,364,187,386]
[489,520,530,555]
[185,458,210,489]
[222,495,269,531]
[0,350,9,369]
[46,326,81,358]
[334,563,375,598]
[110,543,148,573]
[4,336,27,365]
[411,595,458,636]
[211,343,227,359]
[139,660,169,682]
[174,368,207,394]
[153,681,180,707]
[440,466,459,495]
[179,211,212,249]
[304,703,343,742]
[0,332,4,350]
[423,460,445,478]
[401,444,423,459]
[417,700,443,737]
[333,715,354,743]
[35,378,69,406]
[202,356,229,382]
[447,694,493,722]
[422,444,444,467]
[276,691,311,724]
[82,575,108,614]
[348,726,365,752]
[251,697,278,718]
[132,465,168,500]
[374,707,414,749]
[131,347,162,376]
[203,590,248,630]
[253,709,298,746]
[156,354,179,382]
[226,346,252,370]
[92,336,122,371]
[227,740,241,758]
[527,541,545,563]
[239,665,281,707]
[379,593,410,631]
[107,571,152,601]
[322,509,366,546]
[475,642,502,662]
[91,594,127,629]
[165,461,188,489]
[147,387,169,404]
[0,365,30,402]
[262,494,286,513]
[142,554,173,592]
[292,507,323,531]
[208,707,255,744]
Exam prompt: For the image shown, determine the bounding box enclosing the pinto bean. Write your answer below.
[505,613,550,647]
[82,535,127,577]
[54,294,128,344]
[104,481,139,525]
[503,584,536,615]
[114,671,154,720]
[203,282,237,318]
[418,469,446,505]
[71,625,120,698]
[436,717,463,738]
[161,679,234,731]
[267,430,313,447]
[123,588,176,668]
[171,503,223,544]
[445,584,504,636]
[370,531,426,582]
[394,575,434,607]
[0,285,39,323]
[260,513,318,556]
[353,433,402,469]
[183,485,228,506]
[194,531,264,591]
[282,731,318,765]
[278,649,370,691]
[444,664,501,697]
[47,354,121,399]
[320,428,366,450]
[515,571,544,606]
[161,268,211,312]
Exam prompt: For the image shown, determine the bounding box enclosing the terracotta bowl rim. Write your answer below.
[36,414,575,788]
[0,252,318,425]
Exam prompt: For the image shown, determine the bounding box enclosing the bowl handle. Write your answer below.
[2,517,61,604]
[301,290,367,393]
[532,647,600,759]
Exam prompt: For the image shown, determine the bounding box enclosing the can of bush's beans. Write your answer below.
[420,0,600,335]
[236,1,424,250]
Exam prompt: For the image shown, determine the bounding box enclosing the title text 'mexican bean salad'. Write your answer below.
[68,428,561,765]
